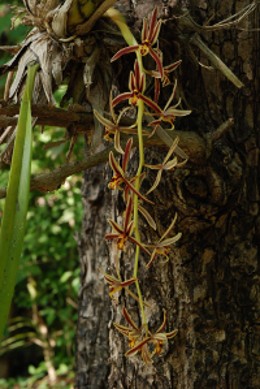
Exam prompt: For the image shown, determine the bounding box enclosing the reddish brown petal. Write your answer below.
[112,92,133,108]
[141,18,148,41]
[111,45,139,62]
[114,322,131,337]
[146,249,157,269]
[139,94,161,113]
[124,198,133,227]
[156,310,167,334]
[134,60,141,90]
[120,277,137,288]
[109,151,123,176]
[123,177,154,204]
[104,273,118,285]
[154,78,161,103]
[125,220,134,236]
[122,307,139,330]
[164,59,182,73]
[105,233,120,241]
[148,8,158,42]
[128,236,151,255]
[150,48,164,78]
[108,218,124,234]
[122,137,133,171]
[150,19,162,45]
[125,337,150,356]
[129,70,135,92]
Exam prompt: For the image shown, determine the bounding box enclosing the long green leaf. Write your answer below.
[0,64,38,341]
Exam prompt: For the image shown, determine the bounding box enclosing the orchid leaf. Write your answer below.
[0,64,38,341]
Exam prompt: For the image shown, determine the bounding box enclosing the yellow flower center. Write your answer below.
[139,41,150,56]
[117,235,127,251]
[129,90,139,106]
[157,247,171,257]
[108,176,122,190]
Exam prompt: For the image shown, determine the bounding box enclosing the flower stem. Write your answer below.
[109,7,147,329]
[133,95,147,329]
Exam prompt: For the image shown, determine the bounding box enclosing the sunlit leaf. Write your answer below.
[0,64,38,341]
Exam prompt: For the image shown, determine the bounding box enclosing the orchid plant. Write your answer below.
[95,7,191,363]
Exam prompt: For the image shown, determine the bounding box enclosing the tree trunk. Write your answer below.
[76,0,259,388]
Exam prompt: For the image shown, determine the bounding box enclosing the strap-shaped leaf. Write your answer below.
[0,64,38,341]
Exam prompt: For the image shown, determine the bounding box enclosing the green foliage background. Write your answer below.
[0,4,83,387]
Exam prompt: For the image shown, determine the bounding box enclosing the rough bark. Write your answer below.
[76,162,111,388]
[76,0,259,388]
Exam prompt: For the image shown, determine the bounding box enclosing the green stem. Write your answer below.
[107,8,145,82]
[133,99,145,260]
[133,96,146,329]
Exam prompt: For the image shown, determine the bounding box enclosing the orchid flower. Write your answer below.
[104,273,136,298]
[148,80,192,131]
[151,58,182,102]
[145,214,182,268]
[105,197,150,254]
[111,8,163,78]
[114,307,178,363]
[112,61,161,113]
[94,92,137,154]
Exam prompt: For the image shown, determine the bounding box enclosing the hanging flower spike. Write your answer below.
[111,8,163,78]
[108,138,154,204]
[114,308,178,363]
[94,92,137,154]
[148,80,192,131]
[145,214,182,268]
[145,136,180,195]
[104,273,137,298]
[112,61,161,113]
[105,196,151,254]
